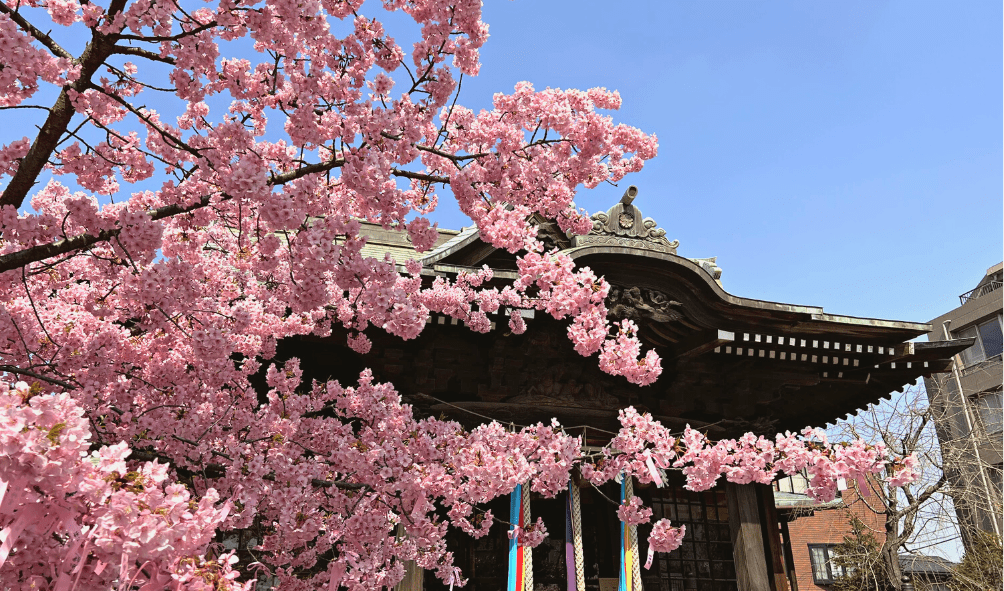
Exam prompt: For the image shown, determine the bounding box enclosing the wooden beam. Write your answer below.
[394,524,425,591]
[675,329,735,361]
[726,482,773,591]
[394,562,424,591]
[647,321,685,343]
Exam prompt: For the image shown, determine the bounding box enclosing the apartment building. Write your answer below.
[922,262,1003,544]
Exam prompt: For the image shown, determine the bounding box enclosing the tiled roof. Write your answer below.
[354,222,459,262]
[773,490,843,510]
[899,554,957,575]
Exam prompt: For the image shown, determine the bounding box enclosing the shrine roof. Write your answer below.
[356,188,936,342]
[356,223,459,262]
[344,189,971,433]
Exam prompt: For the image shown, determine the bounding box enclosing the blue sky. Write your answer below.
[433,0,1002,327]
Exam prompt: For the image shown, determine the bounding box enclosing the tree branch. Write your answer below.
[114,20,217,43]
[0,365,76,389]
[111,45,177,65]
[0,17,125,209]
[390,169,450,184]
[0,155,360,272]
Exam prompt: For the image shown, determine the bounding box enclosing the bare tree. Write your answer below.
[826,384,976,591]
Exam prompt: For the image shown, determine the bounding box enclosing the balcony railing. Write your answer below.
[960,353,1002,377]
[960,280,1002,305]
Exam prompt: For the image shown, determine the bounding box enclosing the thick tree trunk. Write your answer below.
[882,517,903,591]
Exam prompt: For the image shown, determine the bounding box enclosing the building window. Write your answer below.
[954,317,1003,367]
[990,464,1003,501]
[649,487,737,591]
[974,391,1003,435]
[808,544,846,585]
[774,472,809,493]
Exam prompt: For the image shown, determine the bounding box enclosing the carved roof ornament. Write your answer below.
[691,257,723,281]
[571,186,680,253]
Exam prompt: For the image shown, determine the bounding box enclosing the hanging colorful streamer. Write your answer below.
[522,483,533,591]
[619,477,642,591]
[628,478,642,591]
[508,484,525,591]
[619,479,630,591]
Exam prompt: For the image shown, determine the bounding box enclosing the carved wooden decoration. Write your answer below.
[606,286,684,324]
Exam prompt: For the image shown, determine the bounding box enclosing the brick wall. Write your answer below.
[785,482,886,591]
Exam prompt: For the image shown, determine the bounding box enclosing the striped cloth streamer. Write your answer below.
[508,484,525,591]
[618,478,635,591]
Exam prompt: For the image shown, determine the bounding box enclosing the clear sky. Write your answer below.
[432,0,1002,327]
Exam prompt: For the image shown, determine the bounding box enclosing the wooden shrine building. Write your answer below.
[281,188,970,591]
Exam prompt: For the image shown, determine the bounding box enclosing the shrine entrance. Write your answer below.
[421,476,741,591]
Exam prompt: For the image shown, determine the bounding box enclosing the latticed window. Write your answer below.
[648,488,737,591]
[808,544,846,585]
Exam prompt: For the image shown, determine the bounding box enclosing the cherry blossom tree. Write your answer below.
[0,1,920,589]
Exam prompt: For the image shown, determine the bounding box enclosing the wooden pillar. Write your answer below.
[395,561,424,591]
[779,520,799,591]
[394,524,424,591]
[726,482,772,591]
[755,484,790,591]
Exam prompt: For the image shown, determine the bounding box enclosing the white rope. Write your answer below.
[522,482,533,591]
[570,484,586,591]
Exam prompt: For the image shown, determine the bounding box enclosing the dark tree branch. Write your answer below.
[390,169,450,184]
[0,0,129,209]
[0,155,372,272]
[0,365,76,389]
[111,45,177,65]
[0,194,212,273]
[114,20,217,43]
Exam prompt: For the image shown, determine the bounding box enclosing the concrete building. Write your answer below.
[922,262,1003,545]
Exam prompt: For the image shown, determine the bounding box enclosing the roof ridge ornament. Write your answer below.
[571,186,680,253]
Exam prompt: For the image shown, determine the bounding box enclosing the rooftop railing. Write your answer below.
[960,280,1002,305]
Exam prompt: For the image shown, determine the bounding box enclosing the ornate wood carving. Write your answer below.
[607,285,684,324]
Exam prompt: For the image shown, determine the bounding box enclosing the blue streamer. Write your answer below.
[508,484,523,591]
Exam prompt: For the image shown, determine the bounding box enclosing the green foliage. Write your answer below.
[950,531,1003,591]
[831,514,893,591]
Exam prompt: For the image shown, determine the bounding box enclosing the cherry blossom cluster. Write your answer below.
[0,381,246,590]
[582,408,916,503]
